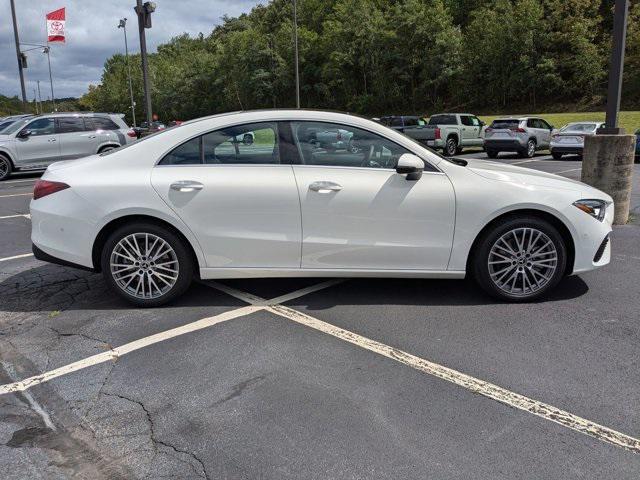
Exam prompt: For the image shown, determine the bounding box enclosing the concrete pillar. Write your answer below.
[582,135,635,225]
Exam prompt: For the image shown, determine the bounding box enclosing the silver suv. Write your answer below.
[0,112,135,180]
[483,117,554,159]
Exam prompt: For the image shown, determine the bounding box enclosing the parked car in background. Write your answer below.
[422,113,485,156]
[379,115,433,146]
[550,122,604,160]
[0,112,135,180]
[484,117,554,159]
[0,114,34,133]
[31,109,613,306]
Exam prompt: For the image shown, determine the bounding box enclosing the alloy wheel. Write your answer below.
[110,233,179,300]
[527,140,536,157]
[487,227,558,297]
[446,138,457,156]
[0,157,9,179]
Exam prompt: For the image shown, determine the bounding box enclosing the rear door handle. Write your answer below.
[170,180,204,192]
[48,138,56,142]
[309,181,342,193]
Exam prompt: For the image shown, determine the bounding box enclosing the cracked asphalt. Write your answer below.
[1,153,640,479]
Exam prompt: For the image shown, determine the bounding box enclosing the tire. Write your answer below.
[519,139,536,158]
[98,145,117,154]
[486,150,499,159]
[471,216,567,302]
[551,151,563,160]
[443,136,458,156]
[101,222,194,307]
[0,154,12,181]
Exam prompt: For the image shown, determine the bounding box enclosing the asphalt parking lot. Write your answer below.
[1,152,640,479]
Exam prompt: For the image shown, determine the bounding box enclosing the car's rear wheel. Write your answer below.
[101,223,194,307]
[519,139,536,158]
[472,216,566,302]
[444,137,458,156]
[552,151,563,160]
[0,155,12,181]
[486,149,499,159]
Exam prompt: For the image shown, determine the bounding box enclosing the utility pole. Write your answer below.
[37,80,43,112]
[293,0,300,108]
[134,1,155,126]
[119,18,137,127]
[9,0,27,110]
[44,47,56,111]
[33,88,38,113]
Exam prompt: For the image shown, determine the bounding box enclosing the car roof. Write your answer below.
[29,112,125,118]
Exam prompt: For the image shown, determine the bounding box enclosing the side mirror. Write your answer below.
[17,129,32,138]
[395,153,424,181]
[549,125,555,131]
[479,120,486,127]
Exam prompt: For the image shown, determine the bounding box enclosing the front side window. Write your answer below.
[291,121,412,170]
[24,118,55,136]
[56,117,86,134]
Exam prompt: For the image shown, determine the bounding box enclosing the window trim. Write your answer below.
[22,117,56,137]
[55,116,88,134]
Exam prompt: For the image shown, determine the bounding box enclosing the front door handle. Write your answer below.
[309,181,342,193]
[170,180,204,192]
[48,138,56,142]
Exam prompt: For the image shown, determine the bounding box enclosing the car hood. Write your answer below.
[464,157,604,196]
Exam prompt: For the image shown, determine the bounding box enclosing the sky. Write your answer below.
[1,0,262,100]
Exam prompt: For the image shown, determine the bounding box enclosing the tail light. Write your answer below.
[434,127,441,140]
[551,134,558,139]
[510,127,526,133]
[127,129,137,138]
[33,180,70,200]
[485,127,493,133]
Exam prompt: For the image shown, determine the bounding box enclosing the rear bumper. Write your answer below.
[550,145,583,154]
[32,244,96,272]
[483,139,525,151]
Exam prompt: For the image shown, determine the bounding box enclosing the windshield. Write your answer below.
[560,123,597,133]
[0,121,15,133]
[3,118,30,135]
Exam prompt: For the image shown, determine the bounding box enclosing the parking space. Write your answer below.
[1,160,640,478]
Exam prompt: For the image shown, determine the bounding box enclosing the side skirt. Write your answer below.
[199,267,466,280]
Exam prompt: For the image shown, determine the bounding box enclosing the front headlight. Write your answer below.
[573,199,608,222]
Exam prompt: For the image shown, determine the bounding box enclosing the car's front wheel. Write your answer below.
[472,216,566,302]
[101,223,194,307]
[0,155,12,181]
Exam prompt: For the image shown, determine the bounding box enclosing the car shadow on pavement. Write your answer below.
[0,264,589,314]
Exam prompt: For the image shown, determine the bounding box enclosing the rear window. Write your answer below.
[428,115,456,125]
[403,117,419,127]
[560,123,597,133]
[490,119,520,129]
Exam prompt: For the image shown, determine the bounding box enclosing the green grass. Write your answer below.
[479,111,640,134]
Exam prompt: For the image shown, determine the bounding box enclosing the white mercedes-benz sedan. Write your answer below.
[30,110,613,306]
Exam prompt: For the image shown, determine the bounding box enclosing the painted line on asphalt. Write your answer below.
[204,282,640,454]
[0,192,32,198]
[555,168,582,175]
[0,179,38,185]
[0,253,34,263]
[0,280,342,395]
[0,214,30,220]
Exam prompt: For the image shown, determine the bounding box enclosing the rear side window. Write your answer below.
[89,117,120,130]
[491,119,520,129]
[160,137,202,165]
[428,115,456,125]
[403,117,419,127]
[460,116,474,126]
[56,117,86,133]
[390,117,403,127]
[158,122,280,166]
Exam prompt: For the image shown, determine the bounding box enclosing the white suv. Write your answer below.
[0,113,136,180]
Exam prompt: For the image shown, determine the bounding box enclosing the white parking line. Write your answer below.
[204,282,640,454]
[555,168,582,175]
[0,280,341,395]
[0,179,38,184]
[0,253,34,263]
[0,214,30,220]
[0,193,32,198]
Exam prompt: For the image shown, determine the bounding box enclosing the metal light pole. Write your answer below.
[9,0,27,110]
[135,1,155,126]
[293,0,300,109]
[600,0,630,134]
[44,47,56,111]
[119,18,137,127]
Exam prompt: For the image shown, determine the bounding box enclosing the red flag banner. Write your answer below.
[46,8,66,43]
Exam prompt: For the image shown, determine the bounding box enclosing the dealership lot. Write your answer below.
[1,153,640,479]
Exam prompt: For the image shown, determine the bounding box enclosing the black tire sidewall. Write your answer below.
[552,152,563,160]
[444,137,457,156]
[526,139,536,158]
[0,155,12,181]
[472,216,567,302]
[101,223,194,307]
[486,150,498,159]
